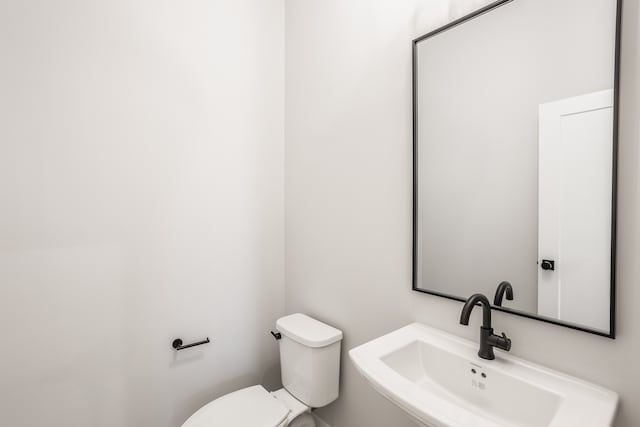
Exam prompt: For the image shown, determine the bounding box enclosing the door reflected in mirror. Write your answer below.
[412,0,620,337]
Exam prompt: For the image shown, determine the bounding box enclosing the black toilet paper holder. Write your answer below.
[172,337,210,351]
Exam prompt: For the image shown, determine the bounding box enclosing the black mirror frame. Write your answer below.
[411,0,622,339]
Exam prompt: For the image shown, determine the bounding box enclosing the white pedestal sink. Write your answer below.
[349,323,617,427]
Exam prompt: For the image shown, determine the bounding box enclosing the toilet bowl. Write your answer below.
[181,385,314,427]
[181,314,343,427]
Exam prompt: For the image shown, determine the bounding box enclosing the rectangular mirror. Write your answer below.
[412,0,621,337]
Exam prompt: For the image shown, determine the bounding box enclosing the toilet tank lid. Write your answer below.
[276,313,343,348]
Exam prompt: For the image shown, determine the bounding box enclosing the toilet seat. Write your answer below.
[182,385,289,427]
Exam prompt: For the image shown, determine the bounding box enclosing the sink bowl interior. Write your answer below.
[381,341,561,427]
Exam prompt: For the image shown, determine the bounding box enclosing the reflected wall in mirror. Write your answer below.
[412,0,621,337]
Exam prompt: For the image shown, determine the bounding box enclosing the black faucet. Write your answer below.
[460,293,512,360]
[493,281,514,307]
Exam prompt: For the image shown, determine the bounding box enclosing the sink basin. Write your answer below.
[349,323,618,427]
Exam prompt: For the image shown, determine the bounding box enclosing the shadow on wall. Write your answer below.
[412,0,499,34]
[449,0,500,20]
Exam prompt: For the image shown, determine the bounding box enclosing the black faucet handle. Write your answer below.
[487,331,511,353]
[498,332,511,351]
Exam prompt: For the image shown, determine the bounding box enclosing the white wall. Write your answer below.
[285,1,640,427]
[0,1,284,427]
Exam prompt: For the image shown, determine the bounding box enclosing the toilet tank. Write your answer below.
[276,314,343,408]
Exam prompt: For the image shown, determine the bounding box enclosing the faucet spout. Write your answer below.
[459,293,492,328]
[493,281,514,306]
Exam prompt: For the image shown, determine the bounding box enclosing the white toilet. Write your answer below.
[182,313,343,427]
